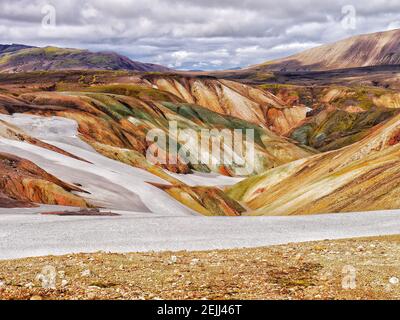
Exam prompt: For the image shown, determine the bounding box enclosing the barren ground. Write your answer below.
[0,235,399,300]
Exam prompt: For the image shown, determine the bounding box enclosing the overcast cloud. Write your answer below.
[0,0,399,70]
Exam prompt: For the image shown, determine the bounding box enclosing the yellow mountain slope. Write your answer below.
[227,112,400,215]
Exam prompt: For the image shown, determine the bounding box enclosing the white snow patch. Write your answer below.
[0,138,196,215]
[167,171,244,187]
[0,114,94,151]
[0,114,197,215]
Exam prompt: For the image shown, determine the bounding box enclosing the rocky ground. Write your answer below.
[0,235,399,300]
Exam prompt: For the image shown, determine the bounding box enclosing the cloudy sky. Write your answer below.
[0,0,400,70]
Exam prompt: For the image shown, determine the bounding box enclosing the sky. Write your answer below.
[0,0,400,70]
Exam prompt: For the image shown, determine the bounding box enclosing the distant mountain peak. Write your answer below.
[0,44,35,55]
[0,44,170,73]
[249,28,400,72]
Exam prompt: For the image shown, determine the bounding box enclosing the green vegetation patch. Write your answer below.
[291,108,397,150]
[83,84,179,102]
[162,102,265,146]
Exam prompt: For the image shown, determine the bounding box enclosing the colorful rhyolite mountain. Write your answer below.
[0,70,398,216]
[1,30,400,216]
[248,28,400,72]
[0,72,316,215]
[227,110,400,215]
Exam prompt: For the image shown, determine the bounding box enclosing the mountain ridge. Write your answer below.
[246,28,400,72]
[0,44,170,73]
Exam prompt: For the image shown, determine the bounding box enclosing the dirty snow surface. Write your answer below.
[1,208,400,259]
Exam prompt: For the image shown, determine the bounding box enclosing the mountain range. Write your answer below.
[2,29,400,75]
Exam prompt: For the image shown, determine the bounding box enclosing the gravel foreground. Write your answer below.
[0,235,400,300]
